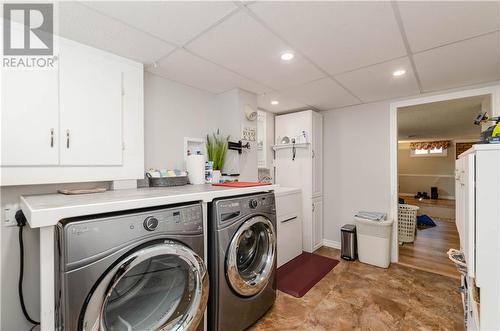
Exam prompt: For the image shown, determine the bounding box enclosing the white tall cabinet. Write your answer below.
[455,144,500,330]
[1,37,144,185]
[275,110,323,252]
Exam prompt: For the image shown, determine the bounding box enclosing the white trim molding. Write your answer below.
[322,239,341,250]
[390,84,500,264]
[399,192,455,200]
[398,173,454,178]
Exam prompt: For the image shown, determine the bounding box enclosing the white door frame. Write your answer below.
[389,85,500,262]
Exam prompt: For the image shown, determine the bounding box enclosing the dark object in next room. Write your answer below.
[431,187,439,200]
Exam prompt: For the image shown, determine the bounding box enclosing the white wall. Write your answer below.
[323,82,500,247]
[265,110,275,171]
[1,73,257,330]
[323,102,392,243]
[0,181,109,331]
[257,110,275,182]
[398,142,457,197]
[144,72,217,170]
[215,89,258,181]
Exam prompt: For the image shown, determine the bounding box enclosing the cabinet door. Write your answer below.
[276,191,303,266]
[312,197,323,250]
[312,112,323,197]
[463,154,475,278]
[59,41,123,166]
[1,69,59,165]
[454,159,463,242]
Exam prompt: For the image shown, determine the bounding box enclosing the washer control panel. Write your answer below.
[215,192,275,226]
[249,199,258,209]
[61,203,203,266]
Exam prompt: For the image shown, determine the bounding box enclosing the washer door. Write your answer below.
[226,216,276,297]
[80,241,208,331]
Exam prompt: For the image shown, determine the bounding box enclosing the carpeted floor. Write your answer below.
[250,247,464,331]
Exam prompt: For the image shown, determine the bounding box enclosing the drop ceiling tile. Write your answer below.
[81,1,237,46]
[283,78,360,111]
[335,57,420,102]
[258,91,308,113]
[414,33,500,92]
[397,1,500,53]
[186,11,325,90]
[248,1,406,75]
[147,50,270,94]
[58,2,174,63]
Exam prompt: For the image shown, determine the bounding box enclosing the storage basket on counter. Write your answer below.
[146,173,189,187]
[398,204,419,243]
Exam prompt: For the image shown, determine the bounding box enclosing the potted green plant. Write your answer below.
[206,132,229,183]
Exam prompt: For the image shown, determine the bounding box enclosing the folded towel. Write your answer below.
[147,169,188,178]
[355,211,387,221]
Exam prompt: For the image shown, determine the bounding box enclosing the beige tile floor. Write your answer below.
[250,247,464,331]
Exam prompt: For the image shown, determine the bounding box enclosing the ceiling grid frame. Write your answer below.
[63,1,500,113]
[151,5,243,66]
[77,2,180,48]
[391,1,423,93]
[241,3,364,105]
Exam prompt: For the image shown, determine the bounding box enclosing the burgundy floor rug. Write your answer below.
[277,252,339,298]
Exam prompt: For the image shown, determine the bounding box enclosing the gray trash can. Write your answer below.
[341,224,357,260]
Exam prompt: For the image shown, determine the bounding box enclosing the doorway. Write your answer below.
[389,86,499,276]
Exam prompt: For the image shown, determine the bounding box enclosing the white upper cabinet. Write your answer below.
[275,109,322,198]
[1,37,144,186]
[59,41,123,166]
[1,68,59,166]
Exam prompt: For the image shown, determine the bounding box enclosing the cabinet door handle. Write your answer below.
[66,130,70,148]
[312,150,315,159]
[281,216,298,223]
[50,129,54,147]
[312,203,315,212]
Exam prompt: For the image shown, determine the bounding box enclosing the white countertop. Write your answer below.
[21,184,278,228]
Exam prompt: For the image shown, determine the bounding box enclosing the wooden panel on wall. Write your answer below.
[456,142,477,159]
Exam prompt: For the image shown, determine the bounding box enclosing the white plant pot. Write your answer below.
[212,170,222,184]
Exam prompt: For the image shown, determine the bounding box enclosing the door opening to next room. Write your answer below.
[396,95,488,278]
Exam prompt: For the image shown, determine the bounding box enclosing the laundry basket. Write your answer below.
[398,204,419,243]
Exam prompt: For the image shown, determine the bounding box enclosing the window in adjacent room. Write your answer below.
[411,147,448,157]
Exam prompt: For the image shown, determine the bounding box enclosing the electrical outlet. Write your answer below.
[4,203,20,227]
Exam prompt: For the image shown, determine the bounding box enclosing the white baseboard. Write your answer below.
[322,239,341,249]
[399,193,455,200]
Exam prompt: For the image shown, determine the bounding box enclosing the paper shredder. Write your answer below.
[341,224,357,260]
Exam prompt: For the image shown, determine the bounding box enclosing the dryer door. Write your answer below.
[80,240,208,331]
[226,215,276,297]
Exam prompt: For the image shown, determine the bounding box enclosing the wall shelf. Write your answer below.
[272,143,310,151]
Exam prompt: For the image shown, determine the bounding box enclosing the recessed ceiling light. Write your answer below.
[392,69,406,77]
[271,100,279,105]
[280,52,294,61]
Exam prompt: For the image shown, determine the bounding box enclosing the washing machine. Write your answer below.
[208,192,276,331]
[55,202,209,331]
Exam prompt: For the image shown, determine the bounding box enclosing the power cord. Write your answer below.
[15,210,40,326]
